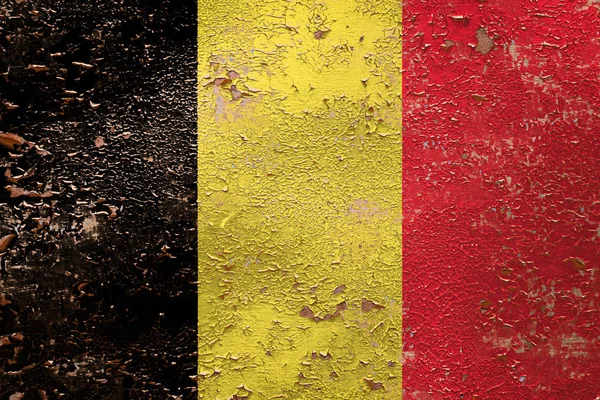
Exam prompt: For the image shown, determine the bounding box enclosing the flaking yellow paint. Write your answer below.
[198,1,402,398]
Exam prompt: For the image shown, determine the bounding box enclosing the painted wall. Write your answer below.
[198,1,402,399]
[199,0,600,399]
[403,0,600,398]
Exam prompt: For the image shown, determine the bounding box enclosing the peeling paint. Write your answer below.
[403,0,599,398]
[198,1,402,399]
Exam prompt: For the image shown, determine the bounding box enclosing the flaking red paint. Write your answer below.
[402,0,600,398]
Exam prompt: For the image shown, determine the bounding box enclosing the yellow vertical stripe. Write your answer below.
[198,1,402,398]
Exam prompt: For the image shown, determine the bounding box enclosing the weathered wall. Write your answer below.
[198,1,402,399]
[402,0,600,398]
[198,0,599,398]
[0,0,197,398]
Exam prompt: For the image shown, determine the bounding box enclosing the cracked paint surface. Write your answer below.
[403,0,599,398]
[198,1,402,399]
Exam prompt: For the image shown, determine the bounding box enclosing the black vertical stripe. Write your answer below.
[0,0,197,398]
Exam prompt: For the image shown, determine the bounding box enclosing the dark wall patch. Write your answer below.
[0,0,197,398]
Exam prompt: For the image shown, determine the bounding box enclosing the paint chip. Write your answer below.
[475,28,494,54]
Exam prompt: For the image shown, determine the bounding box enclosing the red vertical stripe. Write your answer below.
[403,1,600,398]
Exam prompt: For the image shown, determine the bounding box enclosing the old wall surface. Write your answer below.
[198,1,402,399]
[3,0,597,398]
[199,0,599,399]
[402,0,599,398]
[1,1,197,398]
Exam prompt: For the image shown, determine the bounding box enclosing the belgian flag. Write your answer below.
[1,0,598,399]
